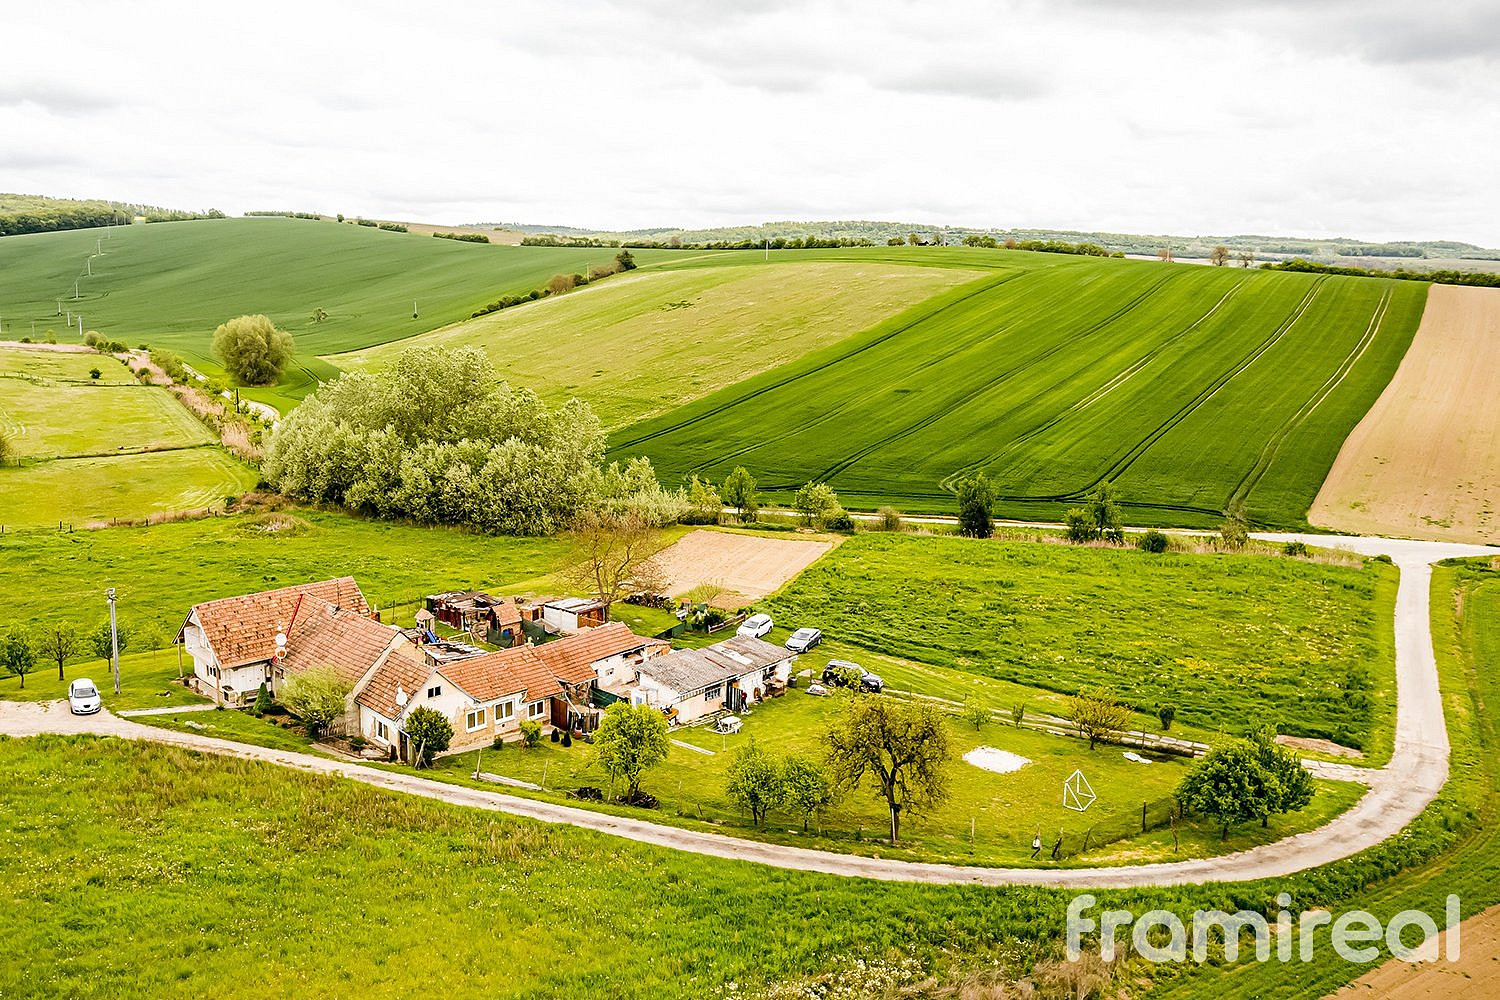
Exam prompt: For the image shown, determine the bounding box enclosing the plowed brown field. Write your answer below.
[1311,284,1500,544]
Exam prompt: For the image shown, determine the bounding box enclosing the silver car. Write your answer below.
[68,678,102,715]
[785,627,822,653]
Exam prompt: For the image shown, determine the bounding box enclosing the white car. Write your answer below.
[737,613,774,639]
[68,678,102,715]
[785,627,822,653]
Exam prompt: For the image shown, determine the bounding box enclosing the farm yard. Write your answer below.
[610,255,1425,527]
[1312,283,1500,545]
[762,532,1398,754]
[0,345,257,528]
[331,261,983,427]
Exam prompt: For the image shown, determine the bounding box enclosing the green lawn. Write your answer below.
[609,253,1425,527]
[420,683,1358,867]
[331,261,982,428]
[762,532,1397,753]
[0,647,207,713]
[0,508,573,640]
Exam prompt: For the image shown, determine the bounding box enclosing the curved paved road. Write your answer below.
[1,532,1490,888]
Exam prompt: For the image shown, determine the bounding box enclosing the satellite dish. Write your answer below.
[395,684,408,707]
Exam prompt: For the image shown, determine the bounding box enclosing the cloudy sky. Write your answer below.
[3,0,1497,243]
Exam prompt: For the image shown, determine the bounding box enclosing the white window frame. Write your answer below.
[375,720,389,742]
[528,700,547,720]
[465,707,486,732]
[703,683,724,701]
[427,685,442,698]
[496,701,514,722]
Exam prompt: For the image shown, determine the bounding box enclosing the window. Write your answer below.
[374,720,389,742]
[496,701,514,721]
[528,700,546,719]
[427,685,442,698]
[704,684,723,701]
[465,707,486,732]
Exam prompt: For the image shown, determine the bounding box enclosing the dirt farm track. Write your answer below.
[1312,284,1500,544]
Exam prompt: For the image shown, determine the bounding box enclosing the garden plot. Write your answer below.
[652,529,835,605]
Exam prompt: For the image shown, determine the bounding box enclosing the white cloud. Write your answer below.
[0,0,1495,243]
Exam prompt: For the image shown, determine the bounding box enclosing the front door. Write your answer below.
[398,731,410,763]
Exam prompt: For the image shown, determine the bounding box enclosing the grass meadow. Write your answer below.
[609,254,1425,527]
[0,346,256,528]
[762,532,1397,753]
[0,508,572,639]
[332,260,982,428]
[1146,557,1500,1000]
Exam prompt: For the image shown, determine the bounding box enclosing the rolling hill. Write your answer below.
[0,217,670,409]
[596,249,1424,527]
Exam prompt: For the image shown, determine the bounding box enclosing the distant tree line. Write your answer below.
[432,231,490,243]
[962,233,1123,258]
[520,234,874,250]
[1261,258,1500,288]
[244,211,322,220]
[143,209,227,223]
[469,251,636,318]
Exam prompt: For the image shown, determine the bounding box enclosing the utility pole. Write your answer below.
[107,588,121,695]
[77,316,84,338]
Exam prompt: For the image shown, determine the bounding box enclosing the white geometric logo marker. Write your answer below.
[1062,769,1096,812]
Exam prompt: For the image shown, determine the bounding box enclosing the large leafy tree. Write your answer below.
[781,754,833,832]
[826,697,951,845]
[721,466,758,524]
[956,472,994,538]
[212,314,295,386]
[403,705,453,767]
[263,346,606,535]
[279,666,352,739]
[792,481,840,527]
[592,702,669,799]
[1,630,36,689]
[725,737,783,827]
[1066,687,1134,750]
[1249,726,1314,825]
[1177,740,1277,838]
[39,624,80,682]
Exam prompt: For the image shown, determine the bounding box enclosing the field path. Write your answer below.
[1311,284,1500,544]
[1,533,1487,887]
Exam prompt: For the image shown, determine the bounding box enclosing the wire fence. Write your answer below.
[1050,794,1182,859]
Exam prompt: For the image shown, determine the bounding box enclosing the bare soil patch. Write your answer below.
[653,529,835,605]
[1312,284,1500,544]
[1327,904,1500,999]
[1277,734,1364,759]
